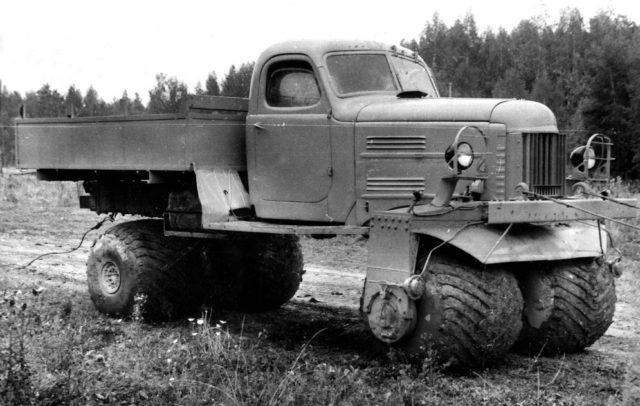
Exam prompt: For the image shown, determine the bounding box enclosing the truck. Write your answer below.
[15,40,636,369]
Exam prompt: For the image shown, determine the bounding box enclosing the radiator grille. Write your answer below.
[523,133,566,196]
[495,139,506,197]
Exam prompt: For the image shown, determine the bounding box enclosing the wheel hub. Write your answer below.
[364,284,417,344]
[99,261,121,294]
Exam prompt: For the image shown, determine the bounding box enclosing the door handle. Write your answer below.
[253,122,266,130]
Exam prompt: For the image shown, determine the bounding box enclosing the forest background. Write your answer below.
[1,9,639,177]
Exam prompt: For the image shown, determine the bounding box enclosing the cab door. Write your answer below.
[246,55,333,221]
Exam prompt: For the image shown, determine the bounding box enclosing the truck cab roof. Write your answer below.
[257,39,418,63]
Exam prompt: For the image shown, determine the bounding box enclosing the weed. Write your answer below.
[0,171,76,208]
[603,177,640,259]
[0,276,630,405]
[624,352,640,405]
[0,289,38,404]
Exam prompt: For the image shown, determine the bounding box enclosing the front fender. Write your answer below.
[412,221,606,265]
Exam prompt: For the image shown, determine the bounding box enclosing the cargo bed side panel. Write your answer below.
[16,116,246,172]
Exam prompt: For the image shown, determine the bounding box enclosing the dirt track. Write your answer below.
[0,207,366,308]
[1,205,639,400]
[1,206,639,345]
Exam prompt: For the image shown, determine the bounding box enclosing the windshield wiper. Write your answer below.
[396,90,429,99]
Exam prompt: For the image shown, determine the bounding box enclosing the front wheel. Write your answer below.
[514,258,617,355]
[399,252,523,369]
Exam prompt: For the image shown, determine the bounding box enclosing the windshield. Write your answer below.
[390,55,437,97]
[326,52,437,97]
[326,54,397,95]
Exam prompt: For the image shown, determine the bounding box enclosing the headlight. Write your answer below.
[445,142,474,170]
[570,146,596,170]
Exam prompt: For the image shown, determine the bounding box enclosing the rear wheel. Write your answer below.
[204,234,304,312]
[514,258,616,355]
[400,252,523,369]
[87,220,205,321]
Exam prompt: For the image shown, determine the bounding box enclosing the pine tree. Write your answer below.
[195,82,204,95]
[147,73,189,113]
[205,72,221,96]
[81,86,109,116]
[117,91,131,115]
[24,84,64,118]
[581,13,637,177]
[0,84,22,166]
[64,86,83,117]
[131,93,146,115]
[221,63,254,97]
[492,68,528,99]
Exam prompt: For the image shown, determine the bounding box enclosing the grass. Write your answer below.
[0,286,631,405]
[0,169,77,209]
[1,171,638,404]
[603,177,640,260]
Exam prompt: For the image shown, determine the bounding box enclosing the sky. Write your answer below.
[1,0,639,103]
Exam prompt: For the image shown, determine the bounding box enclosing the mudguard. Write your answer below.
[412,221,607,265]
[196,169,250,225]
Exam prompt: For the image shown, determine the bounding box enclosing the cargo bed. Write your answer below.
[15,96,248,178]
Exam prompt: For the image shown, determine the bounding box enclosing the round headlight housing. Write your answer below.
[445,142,474,170]
[570,146,597,170]
[585,147,596,169]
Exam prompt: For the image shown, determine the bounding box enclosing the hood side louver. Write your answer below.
[363,176,425,199]
[366,135,426,151]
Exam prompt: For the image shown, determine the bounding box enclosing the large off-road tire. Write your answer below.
[87,219,205,321]
[400,252,523,369]
[514,258,616,355]
[204,234,304,312]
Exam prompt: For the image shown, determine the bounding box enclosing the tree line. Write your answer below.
[402,10,640,177]
[0,62,254,167]
[1,9,639,177]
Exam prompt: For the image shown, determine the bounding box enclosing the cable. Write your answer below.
[20,213,115,269]
[482,223,513,264]
[417,221,484,279]
[581,190,640,210]
[522,191,640,231]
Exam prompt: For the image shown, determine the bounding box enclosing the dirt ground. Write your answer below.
[1,205,640,403]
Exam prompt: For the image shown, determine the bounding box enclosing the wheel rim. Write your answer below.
[100,261,121,294]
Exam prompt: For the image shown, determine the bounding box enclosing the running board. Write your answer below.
[164,217,368,238]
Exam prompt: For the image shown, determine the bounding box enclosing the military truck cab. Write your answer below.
[245,41,568,229]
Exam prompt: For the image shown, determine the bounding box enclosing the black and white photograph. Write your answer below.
[1,0,639,404]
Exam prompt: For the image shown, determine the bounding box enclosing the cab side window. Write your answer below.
[266,62,320,108]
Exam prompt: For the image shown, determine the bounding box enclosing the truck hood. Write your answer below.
[349,97,557,132]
